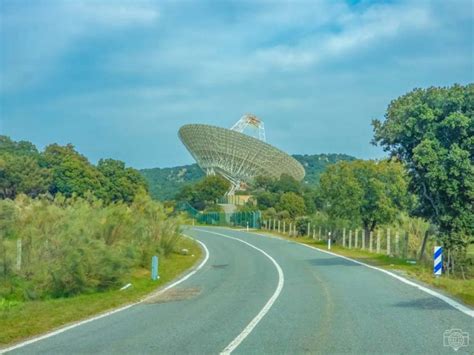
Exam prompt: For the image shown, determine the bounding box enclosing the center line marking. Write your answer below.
[196,229,284,355]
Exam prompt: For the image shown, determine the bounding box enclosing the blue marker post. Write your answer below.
[151,255,159,280]
[434,246,442,277]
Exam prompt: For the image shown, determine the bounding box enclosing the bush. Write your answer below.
[0,192,182,300]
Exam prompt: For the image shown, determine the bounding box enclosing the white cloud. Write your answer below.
[0,1,159,92]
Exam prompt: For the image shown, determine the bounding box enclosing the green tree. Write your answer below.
[271,174,301,194]
[98,159,148,203]
[255,191,278,209]
[43,144,105,199]
[277,192,306,218]
[0,154,51,199]
[176,175,230,210]
[319,160,409,236]
[0,135,39,157]
[372,84,473,258]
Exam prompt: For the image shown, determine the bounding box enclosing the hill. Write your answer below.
[140,153,356,200]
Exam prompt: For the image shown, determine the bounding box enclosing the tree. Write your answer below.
[98,159,148,203]
[372,84,473,260]
[0,154,51,199]
[43,144,106,199]
[277,192,306,218]
[196,175,230,203]
[255,191,278,209]
[175,175,230,210]
[271,174,301,194]
[319,160,409,236]
[0,135,39,157]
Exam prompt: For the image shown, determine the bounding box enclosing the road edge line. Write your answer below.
[249,230,474,318]
[0,237,210,354]
[195,228,285,355]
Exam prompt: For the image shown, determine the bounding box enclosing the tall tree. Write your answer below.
[319,160,409,236]
[43,144,105,199]
[98,159,148,203]
[0,154,51,199]
[372,84,473,255]
[277,192,306,218]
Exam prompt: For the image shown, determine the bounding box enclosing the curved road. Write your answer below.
[5,227,473,354]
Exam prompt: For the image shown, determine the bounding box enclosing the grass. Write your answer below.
[254,229,474,307]
[0,237,202,347]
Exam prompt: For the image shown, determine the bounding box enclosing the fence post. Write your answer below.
[362,229,365,250]
[343,228,346,248]
[404,231,409,259]
[16,239,22,271]
[369,231,373,252]
[376,231,381,254]
[386,228,391,255]
[395,231,399,256]
[355,229,358,248]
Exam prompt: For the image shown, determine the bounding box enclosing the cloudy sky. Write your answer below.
[1,0,472,168]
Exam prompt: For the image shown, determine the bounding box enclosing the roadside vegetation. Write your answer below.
[0,137,202,345]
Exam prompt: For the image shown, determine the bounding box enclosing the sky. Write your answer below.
[0,0,472,169]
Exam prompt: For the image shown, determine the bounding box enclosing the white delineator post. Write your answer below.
[278,220,280,233]
[307,222,311,237]
[328,232,331,250]
[355,229,358,249]
[434,246,443,276]
[283,221,286,234]
[318,227,322,241]
[369,231,373,252]
[342,228,346,248]
[362,229,365,250]
[348,230,352,249]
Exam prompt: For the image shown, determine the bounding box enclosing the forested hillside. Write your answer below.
[140,153,356,200]
[294,153,356,184]
[140,164,205,201]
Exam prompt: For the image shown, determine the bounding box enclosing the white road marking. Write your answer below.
[0,238,210,354]
[251,230,474,318]
[195,229,285,355]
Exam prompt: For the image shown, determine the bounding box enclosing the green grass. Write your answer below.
[0,237,202,347]
[255,230,474,307]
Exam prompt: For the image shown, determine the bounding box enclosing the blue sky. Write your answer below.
[1,0,472,169]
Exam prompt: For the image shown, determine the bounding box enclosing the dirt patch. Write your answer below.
[144,287,201,304]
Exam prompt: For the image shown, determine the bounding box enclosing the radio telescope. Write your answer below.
[178,114,305,195]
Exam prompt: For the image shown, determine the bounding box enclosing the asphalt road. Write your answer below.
[6,227,473,354]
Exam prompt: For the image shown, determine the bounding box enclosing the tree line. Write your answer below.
[0,137,148,203]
